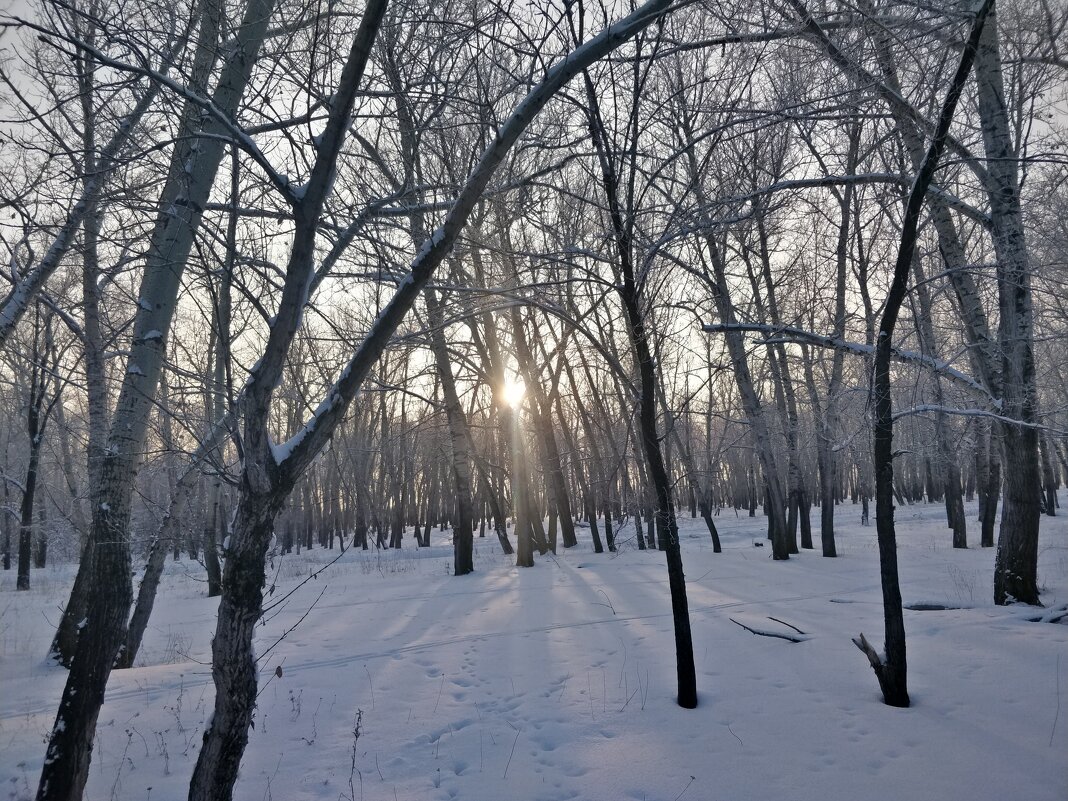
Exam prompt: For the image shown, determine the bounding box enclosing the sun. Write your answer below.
[501,378,526,409]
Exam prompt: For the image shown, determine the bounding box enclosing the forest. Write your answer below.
[0,0,1066,799]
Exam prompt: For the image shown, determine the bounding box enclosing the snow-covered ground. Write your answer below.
[2,497,1066,801]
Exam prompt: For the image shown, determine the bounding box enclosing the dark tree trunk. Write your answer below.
[603,497,616,553]
[18,354,46,590]
[856,0,991,705]
[817,441,838,557]
[49,542,92,665]
[476,465,513,555]
[37,477,135,800]
[16,447,37,590]
[187,492,282,801]
[204,481,223,597]
[698,498,722,553]
[34,502,48,569]
[798,490,813,552]
[584,75,697,707]
[425,289,476,575]
[1039,436,1057,516]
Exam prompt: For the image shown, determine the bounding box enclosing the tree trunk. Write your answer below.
[975,8,1042,605]
[425,289,476,575]
[16,441,39,591]
[982,439,1001,548]
[187,491,283,801]
[36,0,277,791]
[1039,435,1057,516]
[204,479,224,596]
[583,71,697,706]
[859,0,991,706]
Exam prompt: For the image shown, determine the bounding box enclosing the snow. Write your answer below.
[415,227,447,263]
[269,426,310,465]
[1,497,1065,801]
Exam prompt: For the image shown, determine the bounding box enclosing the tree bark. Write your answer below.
[36,0,276,793]
[975,6,1043,605]
[426,289,476,575]
[583,57,697,706]
[861,0,992,707]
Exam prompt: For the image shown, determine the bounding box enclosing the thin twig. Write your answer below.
[726,722,743,746]
[257,586,328,664]
[503,727,522,779]
[364,665,375,709]
[674,776,696,801]
[1052,653,1062,748]
[433,674,445,714]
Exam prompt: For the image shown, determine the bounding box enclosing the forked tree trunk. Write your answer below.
[476,464,513,555]
[658,382,721,553]
[554,389,604,553]
[748,216,807,550]
[509,302,578,549]
[706,239,790,559]
[673,103,789,557]
[909,255,967,548]
[120,411,233,668]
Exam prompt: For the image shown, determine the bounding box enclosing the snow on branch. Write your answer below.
[893,404,1063,433]
[703,322,997,404]
[730,616,810,643]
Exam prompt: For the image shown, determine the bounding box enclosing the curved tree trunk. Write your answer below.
[856,0,991,707]
[583,65,697,706]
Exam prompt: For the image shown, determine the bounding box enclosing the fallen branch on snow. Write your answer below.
[730,617,809,643]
